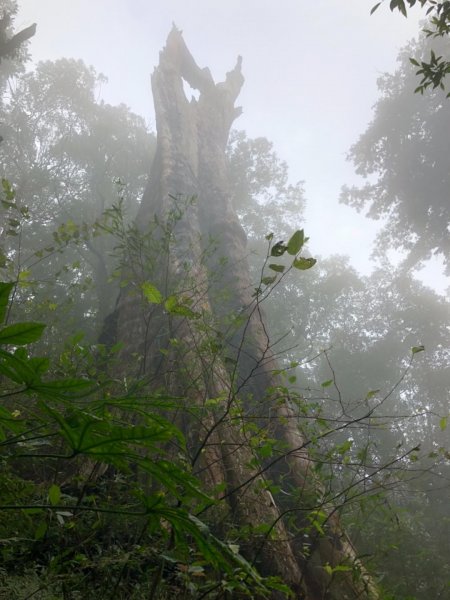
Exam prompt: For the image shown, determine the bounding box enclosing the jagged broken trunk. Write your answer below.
[108,28,379,600]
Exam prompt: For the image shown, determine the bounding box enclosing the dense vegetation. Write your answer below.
[0,2,449,599]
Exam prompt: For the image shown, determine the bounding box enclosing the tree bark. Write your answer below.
[110,26,379,600]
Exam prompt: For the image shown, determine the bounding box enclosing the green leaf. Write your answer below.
[18,270,31,284]
[258,441,275,458]
[409,57,420,66]
[178,306,200,319]
[48,484,61,506]
[270,241,287,257]
[0,322,46,345]
[0,349,33,384]
[268,263,285,273]
[389,0,408,16]
[163,294,177,312]
[336,439,353,455]
[411,345,425,354]
[326,563,352,574]
[164,295,178,313]
[308,509,326,535]
[321,379,333,388]
[0,282,14,324]
[439,416,448,431]
[265,232,274,241]
[164,295,199,319]
[2,178,15,201]
[33,378,95,398]
[370,2,382,15]
[287,229,304,255]
[293,257,317,270]
[398,0,407,16]
[365,389,380,400]
[261,275,277,286]
[1,200,15,209]
[23,508,44,515]
[141,281,163,304]
[28,356,50,375]
[34,521,48,540]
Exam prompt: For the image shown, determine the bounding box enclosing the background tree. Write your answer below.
[341,32,450,274]
[230,138,450,596]
[215,83,450,600]
[263,255,450,599]
[227,130,306,240]
[0,58,155,338]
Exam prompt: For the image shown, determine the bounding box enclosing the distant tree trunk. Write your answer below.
[110,27,379,600]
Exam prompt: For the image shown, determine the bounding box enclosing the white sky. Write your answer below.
[15,0,448,293]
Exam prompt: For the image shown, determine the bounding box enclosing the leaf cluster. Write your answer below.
[372,0,450,93]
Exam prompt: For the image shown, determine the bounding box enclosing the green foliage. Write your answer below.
[252,229,317,303]
[292,256,317,270]
[410,50,450,95]
[0,280,13,321]
[262,252,450,598]
[0,321,46,344]
[411,344,425,354]
[142,281,164,304]
[372,0,450,93]
[0,281,288,599]
[286,229,305,255]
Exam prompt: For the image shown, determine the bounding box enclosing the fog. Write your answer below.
[1,2,449,599]
[17,0,447,288]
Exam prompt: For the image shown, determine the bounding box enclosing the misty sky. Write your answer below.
[16,0,447,293]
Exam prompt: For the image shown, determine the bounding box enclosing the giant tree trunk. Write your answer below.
[111,27,379,600]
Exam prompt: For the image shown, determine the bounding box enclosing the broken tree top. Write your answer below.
[138,26,246,224]
[160,25,243,98]
[155,25,244,124]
